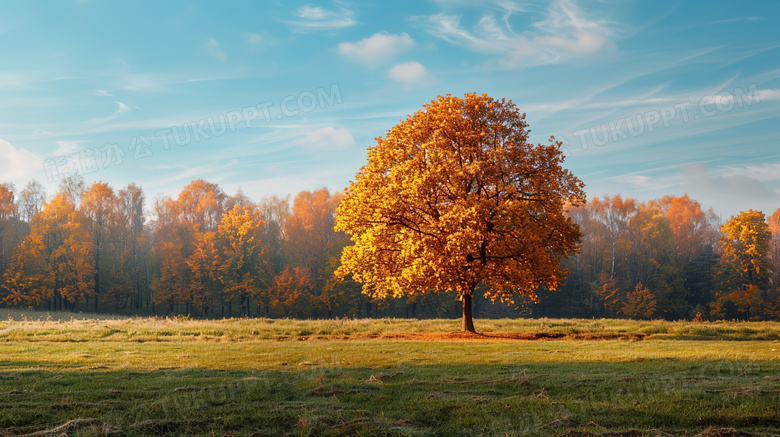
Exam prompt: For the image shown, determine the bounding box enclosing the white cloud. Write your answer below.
[614,174,650,188]
[53,140,86,156]
[758,89,780,101]
[296,126,355,151]
[91,89,113,97]
[204,38,227,61]
[286,5,357,32]
[116,101,131,114]
[338,32,415,66]
[720,162,780,182]
[681,163,780,216]
[84,101,135,126]
[388,61,433,86]
[0,139,44,181]
[420,0,614,67]
[699,94,733,107]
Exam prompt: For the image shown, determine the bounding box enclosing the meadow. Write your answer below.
[0,310,778,436]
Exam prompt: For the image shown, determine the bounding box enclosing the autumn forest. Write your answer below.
[1,175,778,321]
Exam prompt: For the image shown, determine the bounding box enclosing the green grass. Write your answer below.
[0,314,778,436]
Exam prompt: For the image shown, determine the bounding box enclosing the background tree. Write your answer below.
[17,180,46,223]
[4,193,94,310]
[269,266,313,317]
[150,180,227,315]
[621,282,657,319]
[258,195,290,275]
[116,184,148,310]
[284,189,344,315]
[2,174,774,321]
[589,195,636,280]
[766,209,780,318]
[81,182,116,311]
[216,204,271,316]
[713,210,772,319]
[150,195,190,314]
[58,174,85,210]
[335,93,585,332]
[0,184,18,294]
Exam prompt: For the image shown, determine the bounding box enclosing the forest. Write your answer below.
[0,175,778,321]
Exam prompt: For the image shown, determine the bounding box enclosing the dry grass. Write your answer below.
[1,310,779,343]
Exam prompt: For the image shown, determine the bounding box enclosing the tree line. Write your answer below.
[0,176,778,320]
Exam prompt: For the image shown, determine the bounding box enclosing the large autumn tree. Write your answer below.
[335,93,585,332]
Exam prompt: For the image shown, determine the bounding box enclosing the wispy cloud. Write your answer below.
[245,32,265,44]
[419,0,615,67]
[52,140,87,156]
[115,101,131,114]
[84,101,136,127]
[285,4,357,32]
[338,32,415,66]
[711,17,762,25]
[720,162,780,182]
[758,89,780,101]
[119,74,170,92]
[204,38,227,61]
[296,126,355,151]
[91,89,113,97]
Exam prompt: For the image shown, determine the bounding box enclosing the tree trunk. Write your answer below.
[462,293,476,333]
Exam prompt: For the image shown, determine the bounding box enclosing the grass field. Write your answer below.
[1,311,778,436]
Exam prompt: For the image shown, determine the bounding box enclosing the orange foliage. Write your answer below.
[4,193,95,308]
[270,267,313,317]
[621,282,657,319]
[652,194,718,262]
[719,210,771,290]
[0,183,15,219]
[335,93,585,331]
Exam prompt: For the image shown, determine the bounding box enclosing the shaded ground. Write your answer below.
[0,316,778,436]
[2,361,778,436]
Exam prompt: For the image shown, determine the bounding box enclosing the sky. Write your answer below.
[1,0,779,220]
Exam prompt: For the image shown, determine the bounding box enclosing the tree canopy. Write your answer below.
[335,93,585,332]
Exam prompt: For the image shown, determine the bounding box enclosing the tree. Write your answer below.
[58,174,86,210]
[0,184,17,283]
[621,282,657,319]
[284,189,342,302]
[0,183,14,220]
[81,182,116,311]
[653,195,719,263]
[216,205,271,316]
[4,193,94,310]
[176,179,226,232]
[17,180,46,223]
[269,266,313,317]
[116,184,147,310]
[768,208,780,293]
[713,210,772,319]
[335,93,585,332]
[589,195,636,279]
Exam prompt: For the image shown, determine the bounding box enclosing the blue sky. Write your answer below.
[1,0,778,219]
